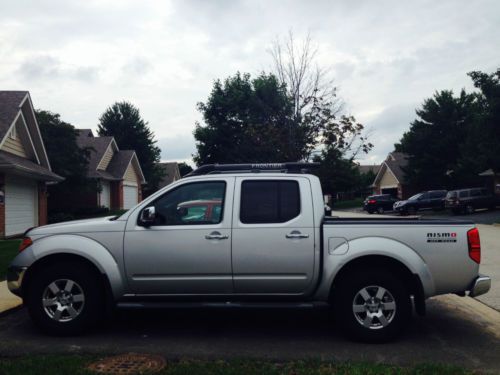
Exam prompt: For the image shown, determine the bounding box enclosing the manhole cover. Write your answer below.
[87,353,166,374]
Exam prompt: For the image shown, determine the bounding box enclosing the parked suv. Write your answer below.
[393,190,447,215]
[363,194,398,214]
[445,188,495,214]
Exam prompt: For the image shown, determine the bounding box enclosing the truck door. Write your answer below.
[231,177,315,294]
[124,178,234,295]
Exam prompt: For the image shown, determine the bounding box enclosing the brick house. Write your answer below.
[372,152,417,199]
[75,129,146,210]
[0,91,63,237]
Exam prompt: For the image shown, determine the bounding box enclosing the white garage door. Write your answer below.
[100,181,110,208]
[5,175,37,236]
[123,185,138,209]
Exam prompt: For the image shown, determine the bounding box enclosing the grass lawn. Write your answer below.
[0,239,21,281]
[334,197,364,210]
[0,356,475,375]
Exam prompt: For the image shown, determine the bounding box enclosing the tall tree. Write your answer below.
[98,102,163,193]
[194,72,297,164]
[36,110,90,185]
[467,69,500,172]
[395,90,479,189]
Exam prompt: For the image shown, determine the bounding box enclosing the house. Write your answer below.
[0,91,63,237]
[357,164,381,176]
[479,169,500,202]
[75,129,146,210]
[372,152,415,199]
[157,162,181,189]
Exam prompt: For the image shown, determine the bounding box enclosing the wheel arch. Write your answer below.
[20,234,125,300]
[329,254,426,315]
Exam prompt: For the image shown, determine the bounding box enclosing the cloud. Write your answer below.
[1,0,499,165]
[158,133,197,162]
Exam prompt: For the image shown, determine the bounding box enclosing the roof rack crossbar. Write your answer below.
[185,162,320,177]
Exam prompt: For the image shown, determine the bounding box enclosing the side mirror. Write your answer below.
[140,206,156,226]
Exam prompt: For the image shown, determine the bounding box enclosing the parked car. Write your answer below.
[8,163,490,343]
[363,194,399,214]
[445,188,496,214]
[393,190,447,215]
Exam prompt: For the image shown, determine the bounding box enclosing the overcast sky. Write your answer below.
[1,0,499,165]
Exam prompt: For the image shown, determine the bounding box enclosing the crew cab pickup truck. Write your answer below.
[7,163,491,342]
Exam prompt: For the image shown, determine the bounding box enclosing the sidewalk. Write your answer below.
[0,281,22,314]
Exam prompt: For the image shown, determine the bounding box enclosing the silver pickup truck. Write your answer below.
[7,163,491,342]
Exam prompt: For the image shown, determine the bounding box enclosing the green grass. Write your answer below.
[334,198,364,210]
[0,240,20,281]
[0,356,475,375]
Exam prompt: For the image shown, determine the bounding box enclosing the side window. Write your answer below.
[145,181,225,226]
[459,190,469,198]
[470,189,481,197]
[240,180,300,224]
[430,191,444,199]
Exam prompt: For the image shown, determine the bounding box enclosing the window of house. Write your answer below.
[144,181,225,226]
[240,180,300,224]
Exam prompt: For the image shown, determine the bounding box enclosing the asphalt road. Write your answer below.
[0,295,499,372]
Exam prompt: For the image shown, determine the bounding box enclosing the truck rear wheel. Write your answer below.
[25,261,103,336]
[335,270,411,342]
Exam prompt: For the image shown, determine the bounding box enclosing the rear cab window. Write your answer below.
[240,180,301,224]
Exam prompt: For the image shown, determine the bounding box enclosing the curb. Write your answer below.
[0,303,23,318]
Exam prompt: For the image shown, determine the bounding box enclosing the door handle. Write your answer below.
[286,231,309,239]
[205,231,229,240]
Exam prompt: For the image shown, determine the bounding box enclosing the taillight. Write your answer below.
[368,199,376,204]
[19,237,33,252]
[467,228,481,264]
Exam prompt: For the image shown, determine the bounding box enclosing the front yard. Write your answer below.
[0,240,20,281]
[0,356,474,375]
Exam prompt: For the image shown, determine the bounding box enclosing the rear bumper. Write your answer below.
[469,275,491,297]
[6,266,27,297]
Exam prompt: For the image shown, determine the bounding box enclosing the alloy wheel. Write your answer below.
[352,285,396,330]
[42,279,85,322]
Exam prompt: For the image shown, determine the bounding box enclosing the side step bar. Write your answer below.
[116,301,330,310]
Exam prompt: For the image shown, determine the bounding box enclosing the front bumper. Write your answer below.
[6,266,27,297]
[469,275,491,297]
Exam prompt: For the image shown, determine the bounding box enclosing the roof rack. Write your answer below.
[185,162,320,177]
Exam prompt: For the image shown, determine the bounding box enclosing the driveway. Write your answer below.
[0,295,498,372]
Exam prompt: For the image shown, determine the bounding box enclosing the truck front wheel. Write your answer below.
[25,261,103,336]
[334,271,411,342]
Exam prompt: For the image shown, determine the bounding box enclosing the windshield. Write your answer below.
[408,193,422,201]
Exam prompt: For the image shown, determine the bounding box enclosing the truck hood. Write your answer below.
[28,216,127,236]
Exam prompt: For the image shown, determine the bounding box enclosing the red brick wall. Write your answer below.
[110,181,124,210]
[38,182,47,226]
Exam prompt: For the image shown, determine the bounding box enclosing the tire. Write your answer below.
[451,208,461,215]
[25,261,103,336]
[367,210,374,214]
[376,207,385,214]
[407,206,417,215]
[334,270,412,343]
[465,204,474,215]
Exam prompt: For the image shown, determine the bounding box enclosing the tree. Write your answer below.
[36,110,90,185]
[395,90,480,189]
[467,69,500,172]
[178,162,193,177]
[193,72,297,164]
[98,102,163,193]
